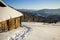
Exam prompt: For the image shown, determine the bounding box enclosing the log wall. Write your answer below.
[0,17,21,33]
[0,22,2,32]
[0,21,8,32]
[8,18,15,30]
[15,17,21,28]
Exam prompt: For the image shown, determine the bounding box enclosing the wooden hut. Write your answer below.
[0,0,23,32]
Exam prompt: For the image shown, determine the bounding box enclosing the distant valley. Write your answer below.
[17,9,60,23]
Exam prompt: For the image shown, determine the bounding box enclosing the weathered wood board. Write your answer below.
[8,18,15,30]
[0,22,2,33]
[15,17,21,28]
[0,17,21,33]
[1,21,8,32]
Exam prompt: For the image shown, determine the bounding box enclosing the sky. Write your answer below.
[3,0,60,10]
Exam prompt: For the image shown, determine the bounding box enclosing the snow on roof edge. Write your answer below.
[0,1,23,22]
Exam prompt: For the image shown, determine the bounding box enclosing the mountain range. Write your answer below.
[17,9,60,17]
[17,9,60,23]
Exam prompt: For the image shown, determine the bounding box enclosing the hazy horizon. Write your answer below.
[3,0,60,10]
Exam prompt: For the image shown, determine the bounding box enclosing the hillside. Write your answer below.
[22,22,60,40]
[17,9,60,23]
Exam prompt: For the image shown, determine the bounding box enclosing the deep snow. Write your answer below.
[0,26,31,40]
[0,22,60,40]
[22,22,60,40]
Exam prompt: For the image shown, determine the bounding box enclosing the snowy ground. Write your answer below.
[0,26,31,40]
[22,22,60,40]
[0,22,60,40]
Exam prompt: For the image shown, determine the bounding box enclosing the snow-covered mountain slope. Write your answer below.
[17,9,60,17]
[0,27,24,40]
[22,22,60,40]
[0,26,31,40]
[1,22,60,40]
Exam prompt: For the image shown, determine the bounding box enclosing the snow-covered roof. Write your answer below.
[0,12,10,22]
[0,1,23,22]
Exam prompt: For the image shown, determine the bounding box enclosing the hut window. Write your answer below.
[0,2,6,7]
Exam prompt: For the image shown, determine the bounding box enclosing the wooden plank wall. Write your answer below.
[0,22,2,33]
[0,17,21,33]
[8,18,15,30]
[1,21,8,32]
[15,17,21,28]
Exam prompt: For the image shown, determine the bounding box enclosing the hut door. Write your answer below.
[15,17,20,28]
[8,18,15,30]
[1,21,8,32]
